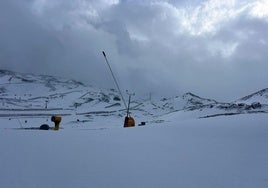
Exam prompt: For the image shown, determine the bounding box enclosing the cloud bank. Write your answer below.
[1,0,268,100]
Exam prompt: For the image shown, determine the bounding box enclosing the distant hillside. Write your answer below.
[0,69,267,122]
[236,88,268,104]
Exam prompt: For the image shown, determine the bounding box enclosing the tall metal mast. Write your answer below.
[102,51,127,110]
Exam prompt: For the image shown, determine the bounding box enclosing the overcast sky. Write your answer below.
[1,0,268,101]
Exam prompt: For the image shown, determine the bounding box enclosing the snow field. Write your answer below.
[1,113,268,188]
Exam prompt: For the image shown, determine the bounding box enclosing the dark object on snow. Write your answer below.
[139,122,146,126]
[251,102,261,109]
[124,116,135,127]
[113,96,121,101]
[51,116,61,130]
[40,124,50,130]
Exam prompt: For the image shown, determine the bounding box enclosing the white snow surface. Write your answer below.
[1,114,268,188]
[1,70,268,188]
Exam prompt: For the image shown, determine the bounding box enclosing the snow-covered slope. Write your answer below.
[0,70,124,109]
[0,69,267,126]
[236,88,268,104]
[0,70,125,119]
[1,112,268,188]
[1,70,268,188]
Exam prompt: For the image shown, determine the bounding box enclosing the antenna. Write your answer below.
[126,90,135,117]
[102,51,127,110]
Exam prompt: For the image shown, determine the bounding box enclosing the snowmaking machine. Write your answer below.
[102,51,135,128]
[123,91,135,127]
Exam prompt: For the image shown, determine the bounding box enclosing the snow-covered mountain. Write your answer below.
[0,69,267,125]
[1,69,268,188]
[236,88,268,104]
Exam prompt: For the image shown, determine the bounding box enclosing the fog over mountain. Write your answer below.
[1,0,268,100]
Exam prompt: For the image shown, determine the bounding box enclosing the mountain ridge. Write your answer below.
[0,69,267,124]
[237,88,268,103]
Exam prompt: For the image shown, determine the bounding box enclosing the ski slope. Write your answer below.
[1,69,268,187]
[1,113,268,188]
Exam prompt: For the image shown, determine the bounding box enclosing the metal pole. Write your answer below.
[126,94,131,117]
[126,90,135,117]
[102,51,127,110]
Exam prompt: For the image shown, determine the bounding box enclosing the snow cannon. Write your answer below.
[124,116,135,128]
[51,116,61,130]
[101,51,136,128]
[123,91,136,128]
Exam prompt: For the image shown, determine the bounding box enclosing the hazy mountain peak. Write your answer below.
[236,88,268,104]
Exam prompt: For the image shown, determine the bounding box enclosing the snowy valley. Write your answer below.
[0,69,267,128]
[0,69,268,188]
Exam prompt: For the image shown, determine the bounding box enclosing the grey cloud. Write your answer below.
[1,0,268,101]
[0,0,61,72]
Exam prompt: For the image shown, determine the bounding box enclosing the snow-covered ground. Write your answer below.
[1,113,268,188]
[1,70,268,187]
